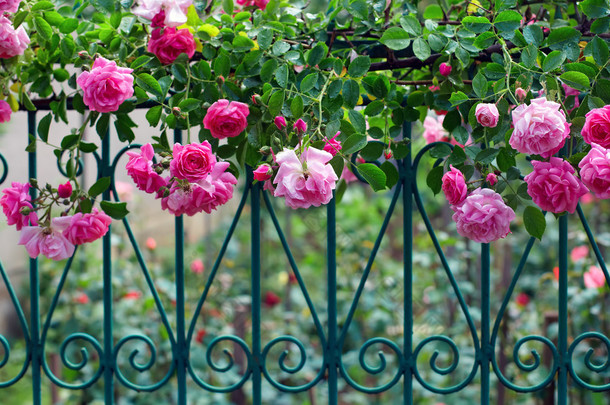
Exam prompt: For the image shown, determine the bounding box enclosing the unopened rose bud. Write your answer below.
[259,146,271,155]
[293,118,307,135]
[19,207,31,215]
[63,199,70,205]
[384,150,393,160]
[172,107,182,117]
[155,165,164,174]
[216,75,225,86]
[274,116,287,130]
[439,62,452,77]
[515,87,527,102]
[486,173,498,186]
[57,181,72,198]
[251,94,258,104]
[78,51,91,60]
[253,163,273,181]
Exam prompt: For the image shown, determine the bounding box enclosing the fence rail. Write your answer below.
[0,106,609,404]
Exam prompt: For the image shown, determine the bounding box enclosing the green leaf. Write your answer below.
[348,56,371,77]
[96,114,110,138]
[233,34,254,51]
[579,0,610,18]
[222,0,234,15]
[462,16,492,33]
[449,91,469,106]
[400,14,422,36]
[547,27,581,50]
[88,177,111,198]
[348,110,366,134]
[412,38,431,61]
[272,40,290,56]
[100,201,129,220]
[472,72,487,98]
[524,206,546,240]
[300,72,318,93]
[31,1,54,11]
[61,134,79,149]
[260,59,278,83]
[426,165,444,195]
[497,148,516,171]
[560,71,590,91]
[380,27,411,51]
[275,64,289,88]
[357,163,387,191]
[268,90,285,117]
[130,55,153,70]
[523,24,543,47]
[493,10,522,33]
[343,80,360,109]
[290,95,303,118]
[423,4,443,19]
[542,50,566,72]
[520,44,537,68]
[475,148,500,164]
[34,16,53,42]
[179,98,201,112]
[37,113,52,142]
[342,133,367,155]
[380,161,399,189]
[307,42,326,66]
[364,100,385,116]
[587,36,610,66]
[136,73,163,98]
[258,28,273,50]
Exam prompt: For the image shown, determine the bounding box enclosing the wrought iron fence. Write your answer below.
[0,104,609,404]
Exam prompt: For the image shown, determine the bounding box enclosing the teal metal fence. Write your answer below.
[0,104,609,404]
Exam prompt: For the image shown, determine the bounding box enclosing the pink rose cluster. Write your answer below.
[0,15,30,59]
[77,57,134,113]
[132,0,192,28]
[203,99,250,139]
[1,181,112,261]
[441,167,515,243]
[148,27,196,65]
[273,147,338,209]
[126,142,237,216]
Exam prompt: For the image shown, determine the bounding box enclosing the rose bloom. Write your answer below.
[148,27,196,65]
[161,161,237,215]
[475,103,499,128]
[0,16,30,59]
[273,147,338,209]
[524,158,588,214]
[170,142,216,183]
[18,218,75,261]
[0,0,20,12]
[126,143,167,194]
[73,292,90,305]
[510,97,570,158]
[0,99,11,123]
[515,292,530,307]
[132,0,192,27]
[583,106,610,149]
[584,266,606,289]
[578,143,610,199]
[203,99,250,139]
[442,165,468,206]
[55,209,112,245]
[423,114,449,143]
[439,62,452,77]
[146,237,157,250]
[1,181,38,230]
[57,181,72,198]
[486,173,498,186]
[263,291,281,307]
[451,188,515,243]
[253,163,272,181]
[77,57,134,113]
[190,258,204,274]
[323,132,342,156]
[570,245,589,262]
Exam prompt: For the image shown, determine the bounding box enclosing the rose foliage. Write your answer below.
[3,0,610,259]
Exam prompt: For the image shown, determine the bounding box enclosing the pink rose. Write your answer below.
[161,161,237,215]
[126,143,168,194]
[274,116,287,130]
[442,165,468,205]
[323,132,342,156]
[423,115,449,144]
[203,99,250,139]
[190,258,204,274]
[273,147,338,209]
[18,218,75,260]
[132,0,192,28]
[451,188,515,243]
[77,57,134,113]
[253,163,273,181]
[148,27,196,65]
[578,143,610,199]
[1,182,38,230]
[582,105,610,149]
[0,0,20,12]
[57,181,73,198]
[515,87,527,102]
[510,97,570,158]
[524,157,588,214]
[475,103,499,128]
[55,209,112,245]
[486,173,498,186]
[515,292,530,307]
[146,237,157,250]
[584,266,606,289]
[170,142,216,183]
[0,16,30,59]
[0,99,11,123]
[571,245,589,262]
[293,118,307,134]
[439,62,452,77]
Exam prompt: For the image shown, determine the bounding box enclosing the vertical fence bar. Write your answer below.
[480,243,490,405]
[174,129,187,405]
[327,195,338,404]
[403,123,413,405]
[250,167,262,405]
[101,130,114,404]
[27,111,41,405]
[557,215,568,405]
